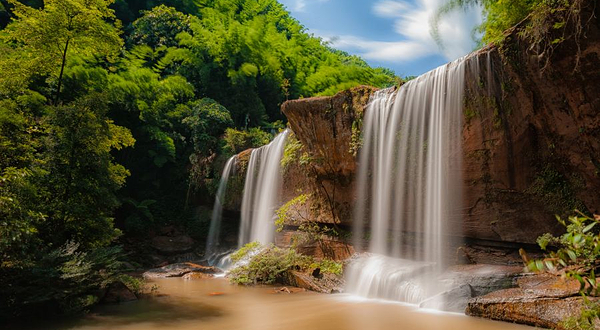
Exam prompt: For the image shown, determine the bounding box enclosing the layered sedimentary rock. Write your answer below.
[281,86,377,226]
[466,274,590,328]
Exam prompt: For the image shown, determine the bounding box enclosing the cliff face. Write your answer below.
[280,2,600,245]
[460,1,600,243]
[281,86,377,226]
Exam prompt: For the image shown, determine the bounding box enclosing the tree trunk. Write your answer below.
[54,38,70,104]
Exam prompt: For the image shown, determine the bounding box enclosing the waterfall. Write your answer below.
[347,56,467,305]
[205,155,237,266]
[238,129,290,246]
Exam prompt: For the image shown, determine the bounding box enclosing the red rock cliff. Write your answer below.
[280,1,600,245]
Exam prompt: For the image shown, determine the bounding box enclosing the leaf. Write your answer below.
[535,260,545,271]
[566,249,577,262]
[583,222,596,233]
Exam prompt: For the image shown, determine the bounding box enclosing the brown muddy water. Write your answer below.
[15,277,534,330]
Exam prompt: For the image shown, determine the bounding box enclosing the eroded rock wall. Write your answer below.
[280,2,600,246]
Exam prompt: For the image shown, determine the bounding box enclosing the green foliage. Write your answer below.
[349,117,362,156]
[432,0,542,46]
[230,241,262,263]
[433,0,586,55]
[169,0,396,126]
[0,241,139,318]
[222,127,272,156]
[1,0,122,98]
[562,299,600,330]
[44,95,134,248]
[0,168,45,264]
[280,132,313,172]
[228,243,342,285]
[526,164,586,217]
[527,211,600,328]
[183,98,233,155]
[276,194,339,248]
[129,5,192,49]
[229,244,309,285]
[309,258,343,276]
[281,132,303,171]
[122,198,156,234]
[275,194,310,232]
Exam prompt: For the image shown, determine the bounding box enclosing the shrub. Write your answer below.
[222,128,271,156]
[0,242,141,318]
[526,210,600,329]
[228,243,342,285]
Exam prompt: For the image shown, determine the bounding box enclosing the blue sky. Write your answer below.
[278,0,483,77]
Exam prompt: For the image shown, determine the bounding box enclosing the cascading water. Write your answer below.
[347,56,467,305]
[238,129,290,246]
[205,155,237,267]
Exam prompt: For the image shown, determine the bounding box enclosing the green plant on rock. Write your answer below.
[275,194,310,232]
[228,243,310,285]
[281,133,303,172]
[518,0,587,72]
[230,241,262,263]
[349,117,363,157]
[276,194,340,260]
[309,258,343,276]
[228,243,343,285]
[525,210,600,329]
[525,164,586,217]
[222,127,272,156]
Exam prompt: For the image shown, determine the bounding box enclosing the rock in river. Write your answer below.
[143,262,220,279]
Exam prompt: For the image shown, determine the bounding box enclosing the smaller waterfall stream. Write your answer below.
[205,130,289,269]
[205,156,237,266]
[239,129,290,246]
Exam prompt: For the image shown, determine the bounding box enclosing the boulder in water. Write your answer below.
[182,272,215,280]
[143,262,220,278]
[466,274,589,328]
[281,270,344,294]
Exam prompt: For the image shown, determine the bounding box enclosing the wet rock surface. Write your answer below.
[276,230,355,261]
[281,270,344,294]
[143,262,220,279]
[420,264,524,313]
[466,273,588,328]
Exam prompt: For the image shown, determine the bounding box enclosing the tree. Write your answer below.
[129,4,192,49]
[1,0,122,102]
[42,94,134,248]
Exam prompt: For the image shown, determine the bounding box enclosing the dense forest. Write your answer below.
[1,0,593,323]
[0,0,397,318]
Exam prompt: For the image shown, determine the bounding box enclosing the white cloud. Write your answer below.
[324,35,434,62]
[294,0,306,12]
[291,0,330,12]
[327,0,482,64]
[373,0,410,18]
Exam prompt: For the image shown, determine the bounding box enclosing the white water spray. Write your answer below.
[347,57,467,305]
